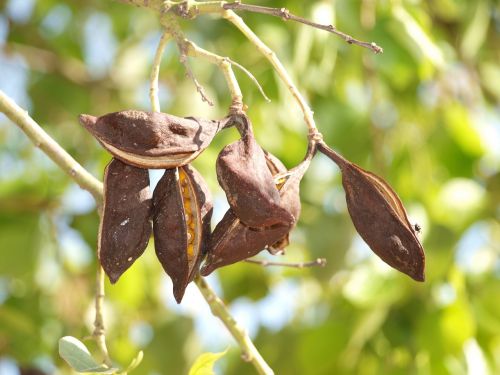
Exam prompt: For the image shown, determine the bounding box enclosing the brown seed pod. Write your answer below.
[202,148,314,275]
[152,165,212,303]
[318,143,425,281]
[99,158,152,283]
[79,110,228,169]
[200,210,291,276]
[216,115,294,228]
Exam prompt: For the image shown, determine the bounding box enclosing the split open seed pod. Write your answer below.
[152,165,212,303]
[79,110,229,169]
[318,142,425,281]
[99,158,152,283]
[216,114,294,228]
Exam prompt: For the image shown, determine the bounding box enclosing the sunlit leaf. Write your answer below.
[188,350,227,375]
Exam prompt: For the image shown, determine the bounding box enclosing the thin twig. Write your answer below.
[244,258,327,268]
[184,38,271,104]
[150,30,171,112]
[181,38,271,111]
[0,90,103,202]
[178,43,215,106]
[194,276,274,375]
[162,12,215,106]
[93,264,112,366]
[181,38,243,112]
[222,2,383,54]
[228,58,271,103]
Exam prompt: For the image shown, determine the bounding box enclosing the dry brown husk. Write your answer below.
[318,142,425,281]
[216,114,294,228]
[79,110,229,169]
[99,158,152,283]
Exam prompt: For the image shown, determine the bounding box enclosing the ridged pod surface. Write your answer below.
[79,110,227,169]
[99,158,152,283]
[319,143,425,281]
[153,165,213,303]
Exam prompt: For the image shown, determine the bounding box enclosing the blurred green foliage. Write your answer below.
[1,0,499,374]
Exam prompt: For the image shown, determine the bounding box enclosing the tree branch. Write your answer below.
[194,276,274,375]
[0,90,103,203]
[93,264,112,366]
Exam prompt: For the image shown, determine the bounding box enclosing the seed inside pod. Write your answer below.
[79,110,229,169]
[318,142,425,281]
[99,158,152,283]
[153,165,212,303]
[216,114,294,228]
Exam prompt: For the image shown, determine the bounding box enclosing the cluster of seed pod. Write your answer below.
[80,109,425,303]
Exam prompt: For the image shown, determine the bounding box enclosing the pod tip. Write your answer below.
[79,114,97,129]
[173,286,187,304]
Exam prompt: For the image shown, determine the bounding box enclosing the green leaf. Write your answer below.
[58,336,117,374]
[188,350,228,375]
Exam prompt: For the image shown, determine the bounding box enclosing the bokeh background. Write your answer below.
[1,0,500,374]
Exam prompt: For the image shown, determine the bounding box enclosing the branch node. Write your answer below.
[279,8,290,21]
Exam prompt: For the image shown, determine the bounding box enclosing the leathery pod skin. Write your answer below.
[152,165,212,303]
[216,114,294,228]
[99,158,152,283]
[200,210,291,276]
[79,110,228,169]
[201,150,312,275]
[318,143,425,281]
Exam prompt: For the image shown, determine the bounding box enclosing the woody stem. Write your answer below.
[194,276,274,375]
[93,264,112,366]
